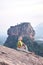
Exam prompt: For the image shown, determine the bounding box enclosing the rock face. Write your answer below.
[0,46,43,65]
[4,22,35,49]
[7,22,35,39]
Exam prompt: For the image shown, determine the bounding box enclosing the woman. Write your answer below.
[17,36,28,52]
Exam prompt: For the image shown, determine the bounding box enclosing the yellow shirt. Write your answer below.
[17,41,23,48]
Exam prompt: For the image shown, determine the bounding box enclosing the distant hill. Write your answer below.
[35,23,43,38]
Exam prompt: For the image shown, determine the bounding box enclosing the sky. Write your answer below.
[0,0,43,36]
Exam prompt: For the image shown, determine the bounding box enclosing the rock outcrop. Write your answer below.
[7,22,35,39]
[0,46,43,65]
[4,22,35,49]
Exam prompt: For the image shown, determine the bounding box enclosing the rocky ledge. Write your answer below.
[0,46,43,65]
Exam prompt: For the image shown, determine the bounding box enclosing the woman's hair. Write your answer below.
[18,36,23,41]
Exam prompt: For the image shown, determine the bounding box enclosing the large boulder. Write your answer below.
[4,22,35,49]
[7,22,35,39]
